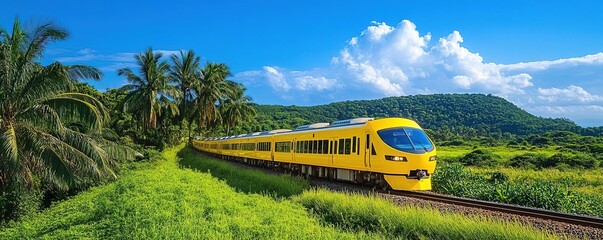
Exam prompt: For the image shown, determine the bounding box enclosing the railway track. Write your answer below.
[386,190,603,229]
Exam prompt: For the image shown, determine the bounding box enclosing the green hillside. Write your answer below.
[240,94,593,139]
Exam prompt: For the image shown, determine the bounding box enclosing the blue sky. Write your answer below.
[3,0,603,126]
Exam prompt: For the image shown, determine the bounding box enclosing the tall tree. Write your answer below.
[192,62,232,134]
[0,19,118,219]
[169,50,201,138]
[118,49,180,131]
[222,83,256,135]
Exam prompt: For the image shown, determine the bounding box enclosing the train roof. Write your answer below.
[196,118,376,141]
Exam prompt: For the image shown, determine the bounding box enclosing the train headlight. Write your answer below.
[385,155,407,161]
[429,155,437,161]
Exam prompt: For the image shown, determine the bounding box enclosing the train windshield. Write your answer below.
[377,127,434,153]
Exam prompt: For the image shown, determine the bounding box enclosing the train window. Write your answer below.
[345,138,351,154]
[314,140,319,154]
[366,134,370,149]
[296,141,300,153]
[334,141,337,155]
[309,141,314,154]
[318,140,323,154]
[352,137,356,153]
[338,139,344,154]
[329,141,333,154]
[371,144,377,155]
[303,141,308,153]
[276,142,291,152]
[357,140,360,155]
[291,142,294,152]
[323,140,329,154]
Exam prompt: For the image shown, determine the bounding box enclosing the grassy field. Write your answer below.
[438,145,603,196]
[0,145,565,239]
[438,146,559,159]
[469,167,603,195]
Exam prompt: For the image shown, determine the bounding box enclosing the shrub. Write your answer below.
[508,153,547,169]
[458,149,502,167]
[439,139,465,146]
[432,163,603,217]
[545,153,599,169]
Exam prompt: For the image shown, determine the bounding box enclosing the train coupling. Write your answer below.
[407,169,429,179]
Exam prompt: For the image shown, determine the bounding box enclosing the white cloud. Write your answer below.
[235,66,337,98]
[330,20,536,96]
[263,66,291,91]
[499,53,603,72]
[363,21,394,41]
[537,85,603,103]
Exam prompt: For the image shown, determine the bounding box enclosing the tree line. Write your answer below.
[0,19,256,223]
[236,94,602,141]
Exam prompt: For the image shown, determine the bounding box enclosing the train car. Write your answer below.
[193,117,437,190]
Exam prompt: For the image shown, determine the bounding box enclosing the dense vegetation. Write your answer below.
[236,94,603,140]
[432,163,603,217]
[0,19,256,224]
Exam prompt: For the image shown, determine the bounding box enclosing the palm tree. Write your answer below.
[222,83,256,135]
[191,62,232,134]
[169,50,201,138]
[118,48,180,132]
[0,19,117,205]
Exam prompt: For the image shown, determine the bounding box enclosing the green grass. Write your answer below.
[439,145,603,195]
[469,167,603,196]
[0,144,363,239]
[0,145,569,239]
[178,147,309,197]
[432,163,603,218]
[438,145,559,160]
[294,189,561,240]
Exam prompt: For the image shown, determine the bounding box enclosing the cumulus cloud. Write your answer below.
[234,66,337,96]
[499,53,603,71]
[263,66,291,91]
[537,85,603,103]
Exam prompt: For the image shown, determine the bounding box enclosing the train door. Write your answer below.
[329,137,337,165]
[364,132,371,168]
[291,139,295,162]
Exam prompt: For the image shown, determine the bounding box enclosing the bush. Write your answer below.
[458,149,502,167]
[439,139,465,146]
[432,163,603,217]
[545,153,599,169]
[0,188,42,225]
[508,153,548,169]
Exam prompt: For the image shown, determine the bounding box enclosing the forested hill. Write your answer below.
[244,94,601,139]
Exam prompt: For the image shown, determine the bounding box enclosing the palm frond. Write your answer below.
[41,93,109,132]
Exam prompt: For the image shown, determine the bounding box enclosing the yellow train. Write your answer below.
[192,117,437,190]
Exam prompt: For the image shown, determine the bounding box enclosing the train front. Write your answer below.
[368,118,437,190]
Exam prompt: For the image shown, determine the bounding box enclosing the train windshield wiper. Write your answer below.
[416,142,428,152]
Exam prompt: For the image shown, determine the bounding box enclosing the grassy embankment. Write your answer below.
[0,145,562,239]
